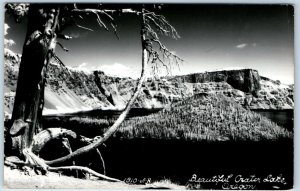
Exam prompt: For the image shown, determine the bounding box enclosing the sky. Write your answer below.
[5,4,294,84]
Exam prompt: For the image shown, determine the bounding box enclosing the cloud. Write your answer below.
[236,43,257,49]
[77,63,89,71]
[236,43,247,49]
[4,39,15,47]
[170,50,177,55]
[68,62,139,78]
[97,63,138,78]
[4,24,15,48]
[69,62,91,73]
[4,23,9,36]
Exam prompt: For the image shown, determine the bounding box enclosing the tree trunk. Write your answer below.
[10,4,60,158]
[46,10,148,166]
[31,128,77,154]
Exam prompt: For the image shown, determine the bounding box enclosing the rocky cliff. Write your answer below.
[169,69,261,94]
[4,51,294,116]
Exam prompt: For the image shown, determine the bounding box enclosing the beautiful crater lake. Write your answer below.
[42,108,294,189]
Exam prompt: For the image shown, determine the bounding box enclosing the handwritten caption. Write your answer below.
[123,177,152,185]
[186,174,287,190]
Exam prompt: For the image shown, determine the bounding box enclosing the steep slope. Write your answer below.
[254,76,294,109]
[43,63,114,114]
[4,50,294,116]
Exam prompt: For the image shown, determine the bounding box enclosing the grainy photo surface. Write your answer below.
[3,3,294,190]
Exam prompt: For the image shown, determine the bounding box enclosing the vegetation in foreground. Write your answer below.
[42,93,292,142]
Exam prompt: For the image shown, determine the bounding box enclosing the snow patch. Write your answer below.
[66,62,139,78]
[260,80,289,89]
[42,107,92,115]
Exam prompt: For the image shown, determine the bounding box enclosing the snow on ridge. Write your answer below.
[65,66,92,74]
[260,79,290,89]
[4,48,21,60]
[42,106,93,116]
[203,67,254,73]
[42,104,126,115]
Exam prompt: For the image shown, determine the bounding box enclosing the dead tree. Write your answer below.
[46,7,183,166]
[6,4,182,180]
[6,3,119,159]
[8,4,62,157]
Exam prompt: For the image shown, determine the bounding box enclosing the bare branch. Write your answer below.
[70,8,140,16]
[69,8,143,39]
[94,11,109,30]
[144,12,180,39]
[31,128,77,154]
[70,8,127,37]
[145,16,169,35]
[144,24,159,40]
[56,42,69,52]
[49,165,121,182]
[142,9,184,76]
[51,53,69,72]
[152,39,183,62]
[57,34,72,40]
[110,23,119,39]
[96,148,106,175]
[75,24,93,31]
[119,8,140,14]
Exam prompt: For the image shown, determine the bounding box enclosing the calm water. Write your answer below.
[45,108,294,130]
[45,108,162,120]
[42,108,294,189]
[253,110,294,131]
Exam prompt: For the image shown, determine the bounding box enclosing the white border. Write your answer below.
[0,1,298,191]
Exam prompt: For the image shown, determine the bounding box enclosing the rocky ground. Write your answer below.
[4,166,184,189]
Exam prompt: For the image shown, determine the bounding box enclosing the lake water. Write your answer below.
[45,108,294,131]
[253,110,294,131]
[105,109,293,189]
[45,108,162,120]
[42,108,294,189]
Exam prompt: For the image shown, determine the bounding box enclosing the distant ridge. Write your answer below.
[4,49,294,116]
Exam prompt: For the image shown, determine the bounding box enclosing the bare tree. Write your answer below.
[6,3,120,158]
[46,7,183,166]
[8,4,63,157]
[5,4,182,181]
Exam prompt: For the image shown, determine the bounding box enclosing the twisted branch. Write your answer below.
[6,6,183,183]
[70,8,140,38]
[45,9,149,166]
[49,166,120,182]
[142,10,184,75]
[75,24,93,31]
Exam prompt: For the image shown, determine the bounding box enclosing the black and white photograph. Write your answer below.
[3,3,294,189]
